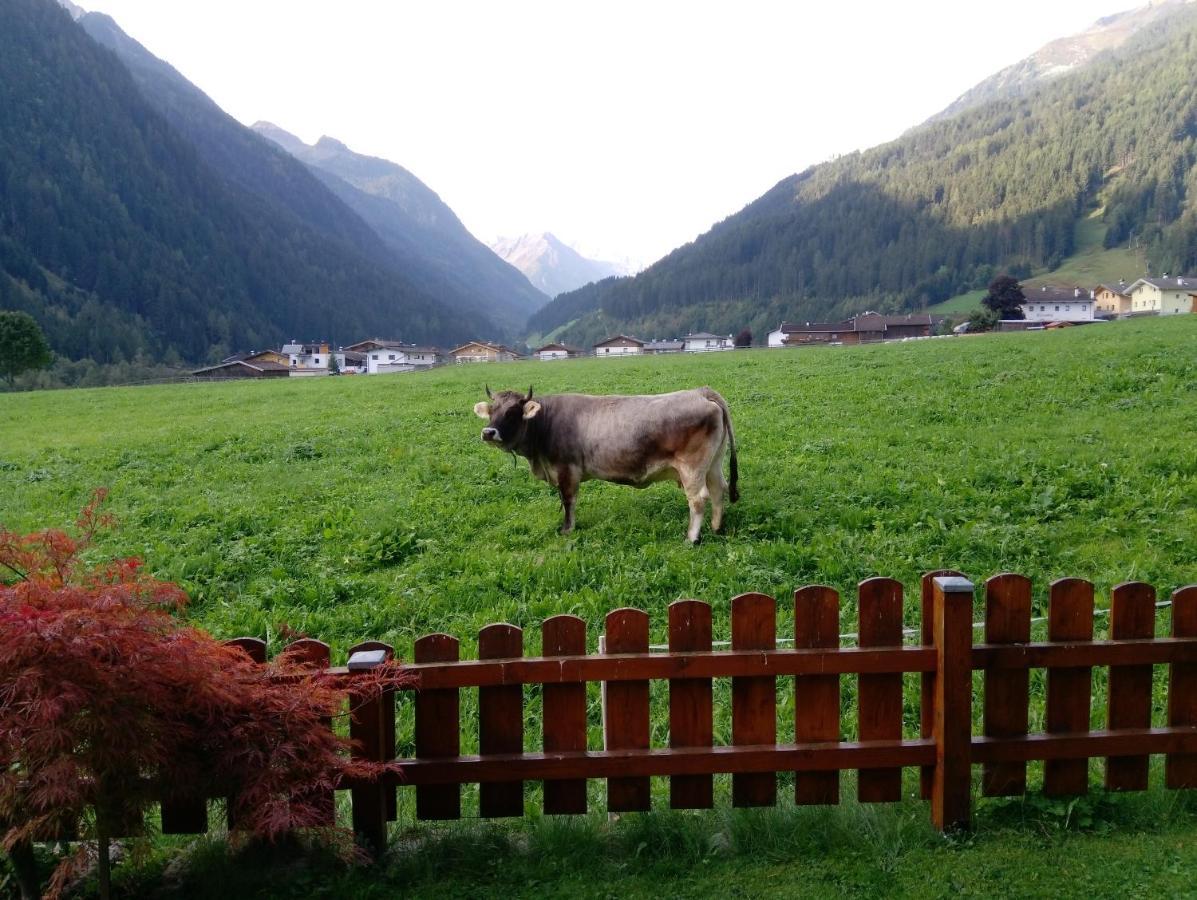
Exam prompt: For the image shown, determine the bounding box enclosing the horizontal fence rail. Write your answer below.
[146,573,1197,853]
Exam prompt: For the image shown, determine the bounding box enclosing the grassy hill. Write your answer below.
[4,316,1197,894]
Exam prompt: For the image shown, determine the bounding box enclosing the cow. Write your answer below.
[473,385,738,543]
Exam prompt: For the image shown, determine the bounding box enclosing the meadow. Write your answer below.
[3,317,1197,895]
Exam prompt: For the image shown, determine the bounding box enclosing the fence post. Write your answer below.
[932,576,974,831]
[348,642,393,856]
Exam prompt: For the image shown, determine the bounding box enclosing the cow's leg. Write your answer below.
[557,465,578,535]
[706,462,727,533]
[682,471,709,544]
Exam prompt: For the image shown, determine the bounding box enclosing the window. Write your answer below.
[1054,305,1060,311]
[388,354,396,361]
[372,354,379,360]
[314,358,320,364]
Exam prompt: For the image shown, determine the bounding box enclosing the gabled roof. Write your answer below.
[535,343,583,353]
[594,334,645,347]
[192,359,290,376]
[1023,286,1092,303]
[645,339,685,351]
[1128,276,1197,291]
[1096,283,1131,297]
[685,332,731,341]
[345,338,407,351]
[449,341,520,356]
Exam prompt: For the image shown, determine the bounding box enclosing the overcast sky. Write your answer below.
[79,0,1124,267]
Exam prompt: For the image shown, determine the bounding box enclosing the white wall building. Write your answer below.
[344,340,442,374]
[281,340,331,374]
[683,332,734,352]
[1020,287,1096,323]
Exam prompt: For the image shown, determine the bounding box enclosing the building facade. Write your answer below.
[593,335,645,356]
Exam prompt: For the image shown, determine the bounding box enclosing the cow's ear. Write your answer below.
[522,400,542,420]
[473,401,491,419]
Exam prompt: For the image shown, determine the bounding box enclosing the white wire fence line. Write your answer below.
[636,599,1177,652]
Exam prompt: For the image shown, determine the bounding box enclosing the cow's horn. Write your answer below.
[485,384,493,399]
[526,385,533,401]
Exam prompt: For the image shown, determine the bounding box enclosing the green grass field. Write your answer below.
[3,317,1197,896]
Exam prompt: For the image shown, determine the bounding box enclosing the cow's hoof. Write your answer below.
[558,525,574,536]
[687,535,701,545]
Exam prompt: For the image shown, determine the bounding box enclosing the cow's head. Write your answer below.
[473,385,540,448]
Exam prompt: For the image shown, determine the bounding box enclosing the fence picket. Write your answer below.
[1167,585,1197,789]
[222,637,266,832]
[1044,579,1094,796]
[284,639,335,826]
[669,600,714,809]
[542,615,588,814]
[1106,583,1155,791]
[794,585,840,805]
[732,593,777,806]
[858,578,904,802]
[415,633,461,820]
[920,570,965,799]
[479,624,525,817]
[605,608,651,812]
[982,573,1032,796]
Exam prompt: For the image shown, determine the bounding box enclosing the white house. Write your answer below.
[768,323,799,348]
[593,335,645,356]
[343,339,442,374]
[534,342,585,361]
[1126,276,1197,315]
[1019,287,1096,323]
[281,340,331,375]
[683,332,734,352]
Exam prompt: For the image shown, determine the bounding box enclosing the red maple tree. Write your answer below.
[0,491,407,898]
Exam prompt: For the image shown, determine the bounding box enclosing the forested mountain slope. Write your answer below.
[531,5,1197,346]
[252,124,548,330]
[0,0,498,366]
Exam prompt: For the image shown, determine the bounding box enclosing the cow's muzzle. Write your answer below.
[481,427,499,443]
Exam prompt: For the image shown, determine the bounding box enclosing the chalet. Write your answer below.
[450,341,521,364]
[191,358,290,380]
[644,339,685,354]
[534,342,585,361]
[779,313,940,346]
[1019,286,1095,323]
[344,339,442,373]
[1094,283,1132,318]
[593,335,645,356]
[281,340,331,374]
[683,332,734,352]
[1126,276,1197,316]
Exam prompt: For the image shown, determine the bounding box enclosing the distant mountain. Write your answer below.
[490,233,626,298]
[252,124,548,330]
[929,0,1194,122]
[0,0,492,365]
[530,2,1197,347]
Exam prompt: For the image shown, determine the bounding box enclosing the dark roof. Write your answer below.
[685,332,729,340]
[594,334,645,347]
[1096,284,1131,296]
[1135,276,1197,290]
[1023,286,1092,303]
[449,341,520,356]
[345,338,407,351]
[192,359,290,376]
[536,343,583,353]
[645,340,685,350]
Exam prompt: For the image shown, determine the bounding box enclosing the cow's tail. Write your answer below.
[704,387,739,503]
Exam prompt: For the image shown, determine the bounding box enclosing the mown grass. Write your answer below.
[3,317,1197,895]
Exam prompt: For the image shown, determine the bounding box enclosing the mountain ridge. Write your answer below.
[490,233,626,298]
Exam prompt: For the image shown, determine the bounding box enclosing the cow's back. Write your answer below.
[534,389,725,484]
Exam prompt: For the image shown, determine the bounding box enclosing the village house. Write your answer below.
[777,313,940,346]
[644,339,685,354]
[534,342,585,361]
[1019,286,1096,323]
[593,334,646,356]
[1126,276,1197,316]
[343,339,442,373]
[1094,282,1132,318]
[683,332,734,352]
[449,341,521,363]
[280,340,332,375]
[191,350,291,380]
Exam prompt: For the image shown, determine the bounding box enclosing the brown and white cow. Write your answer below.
[473,386,738,542]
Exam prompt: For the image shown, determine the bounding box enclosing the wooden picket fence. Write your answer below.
[160,572,1197,853]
